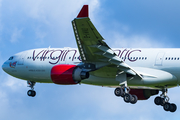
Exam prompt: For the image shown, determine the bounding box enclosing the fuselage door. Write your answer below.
[155,52,165,66]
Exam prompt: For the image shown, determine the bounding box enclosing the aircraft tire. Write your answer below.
[170,103,177,112]
[123,93,132,103]
[27,90,36,97]
[163,102,171,111]
[114,87,123,97]
[130,95,138,104]
[154,96,163,105]
[31,90,36,97]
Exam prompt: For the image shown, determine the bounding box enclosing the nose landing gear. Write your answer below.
[154,88,177,112]
[27,81,36,97]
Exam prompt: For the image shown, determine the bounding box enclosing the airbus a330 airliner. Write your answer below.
[2,5,180,112]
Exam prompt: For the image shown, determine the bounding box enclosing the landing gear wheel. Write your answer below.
[27,90,32,96]
[27,81,36,97]
[123,93,132,103]
[32,90,36,97]
[27,90,36,97]
[154,88,177,112]
[114,87,123,97]
[163,102,171,111]
[170,103,177,112]
[154,96,163,105]
[130,95,138,104]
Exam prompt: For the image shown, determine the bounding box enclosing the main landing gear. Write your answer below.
[114,85,138,104]
[27,81,36,97]
[154,88,177,112]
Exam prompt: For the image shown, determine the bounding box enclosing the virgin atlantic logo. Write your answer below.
[9,61,17,68]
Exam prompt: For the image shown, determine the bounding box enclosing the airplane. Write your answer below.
[2,5,180,112]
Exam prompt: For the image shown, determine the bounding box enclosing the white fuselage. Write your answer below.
[2,47,180,88]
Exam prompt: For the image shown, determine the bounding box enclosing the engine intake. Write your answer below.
[51,64,89,85]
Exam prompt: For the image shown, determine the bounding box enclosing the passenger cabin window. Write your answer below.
[165,57,180,60]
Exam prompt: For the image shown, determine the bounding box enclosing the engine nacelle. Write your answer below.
[51,64,89,85]
[129,89,159,100]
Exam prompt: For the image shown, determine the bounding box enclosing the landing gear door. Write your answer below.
[155,52,165,66]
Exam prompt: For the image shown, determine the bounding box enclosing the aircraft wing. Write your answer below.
[72,5,142,79]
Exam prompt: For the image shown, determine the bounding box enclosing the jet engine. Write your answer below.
[51,64,89,85]
[129,89,159,100]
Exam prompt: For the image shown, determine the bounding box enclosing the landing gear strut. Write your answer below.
[154,88,177,112]
[27,81,36,97]
[114,85,138,104]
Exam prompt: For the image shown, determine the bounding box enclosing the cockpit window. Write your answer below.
[8,56,14,60]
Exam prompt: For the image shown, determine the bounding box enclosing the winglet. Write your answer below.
[77,5,89,18]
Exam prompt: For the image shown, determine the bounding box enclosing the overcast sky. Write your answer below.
[1,0,180,120]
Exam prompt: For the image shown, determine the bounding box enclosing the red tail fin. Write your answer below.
[77,5,88,18]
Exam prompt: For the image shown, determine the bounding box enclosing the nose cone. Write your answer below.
[2,61,9,73]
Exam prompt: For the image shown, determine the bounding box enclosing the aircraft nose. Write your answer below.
[2,61,9,73]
